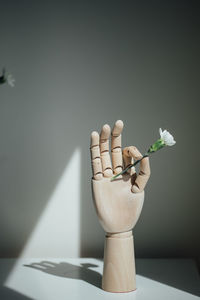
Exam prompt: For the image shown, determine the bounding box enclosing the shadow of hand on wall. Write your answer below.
[24,261,102,289]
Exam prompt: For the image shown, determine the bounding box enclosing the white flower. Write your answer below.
[7,74,15,87]
[159,128,176,146]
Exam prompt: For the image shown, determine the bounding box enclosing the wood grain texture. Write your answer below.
[92,175,144,233]
[90,120,151,293]
[102,231,136,292]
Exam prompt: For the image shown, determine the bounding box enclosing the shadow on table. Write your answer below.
[24,261,102,289]
[136,259,200,298]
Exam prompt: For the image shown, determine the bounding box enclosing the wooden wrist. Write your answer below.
[102,230,136,293]
[106,230,133,239]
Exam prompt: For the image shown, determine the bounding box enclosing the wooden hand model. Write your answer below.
[90,120,151,293]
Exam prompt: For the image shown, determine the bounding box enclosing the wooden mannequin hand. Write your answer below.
[90,120,151,234]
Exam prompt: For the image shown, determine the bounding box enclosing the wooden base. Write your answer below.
[102,231,136,293]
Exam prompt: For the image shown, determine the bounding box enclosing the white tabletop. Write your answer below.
[0,258,199,300]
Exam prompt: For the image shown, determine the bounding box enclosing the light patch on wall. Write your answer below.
[22,148,81,258]
[5,148,81,292]
[4,149,81,289]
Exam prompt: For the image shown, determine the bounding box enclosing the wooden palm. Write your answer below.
[90,120,150,234]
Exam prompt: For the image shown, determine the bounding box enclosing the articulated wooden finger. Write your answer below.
[132,157,151,193]
[111,120,123,175]
[123,146,138,175]
[123,146,143,160]
[100,124,113,177]
[90,131,103,180]
[123,153,134,175]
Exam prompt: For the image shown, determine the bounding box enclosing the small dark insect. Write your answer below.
[0,67,15,87]
[0,68,7,85]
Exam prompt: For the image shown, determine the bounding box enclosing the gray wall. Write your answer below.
[0,0,200,262]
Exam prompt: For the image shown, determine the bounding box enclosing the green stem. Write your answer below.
[111,139,166,181]
[111,152,149,181]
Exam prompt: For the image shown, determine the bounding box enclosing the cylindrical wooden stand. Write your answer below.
[102,230,136,293]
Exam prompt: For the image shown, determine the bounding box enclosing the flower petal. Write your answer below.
[159,128,163,137]
[158,128,176,146]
